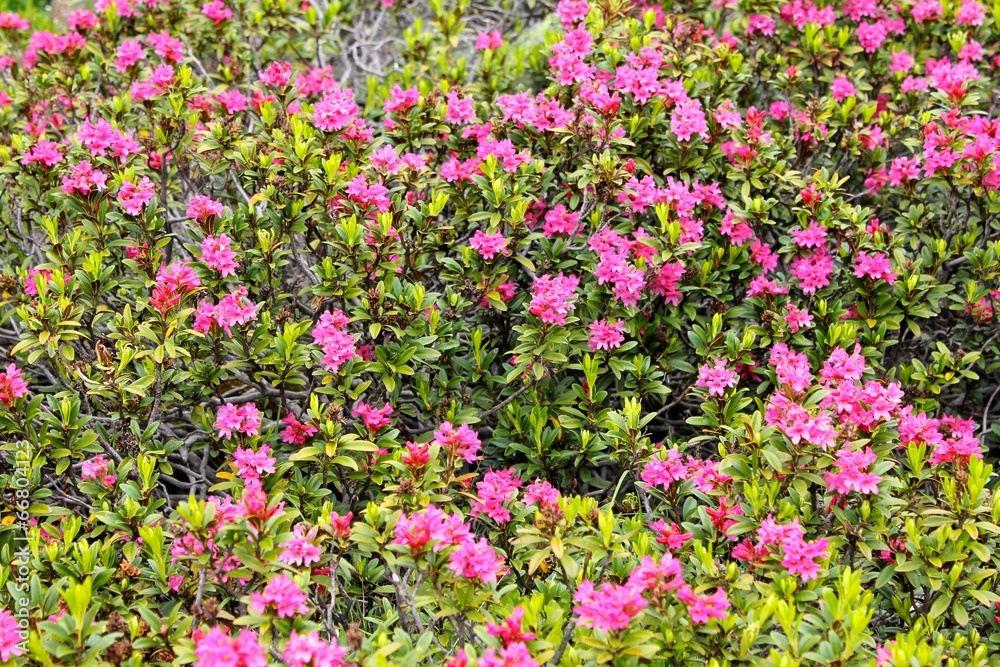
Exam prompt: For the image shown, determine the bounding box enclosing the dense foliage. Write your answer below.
[1,0,1000,664]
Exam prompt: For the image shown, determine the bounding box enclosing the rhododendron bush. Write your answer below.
[2,0,1000,663]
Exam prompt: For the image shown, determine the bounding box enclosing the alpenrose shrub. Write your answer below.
[1,0,1000,663]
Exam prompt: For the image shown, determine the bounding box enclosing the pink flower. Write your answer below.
[471,468,522,523]
[830,76,857,102]
[641,448,688,489]
[81,454,116,486]
[0,364,28,406]
[542,205,581,237]
[448,537,507,583]
[677,585,730,623]
[194,288,260,335]
[523,479,560,508]
[0,12,30,31]
[117,177,156,216]
[312,309,358,373]
[650,519,694,549]
[479,643,539,667]
[147,31,183,61]
[215,89,247,114]
[260,61,293,87]
[556,0,590,26]
[61,160,108,195]
[487,608,535,645]
[696,359,739,397]
[313,87,359,132]
[279,525,323,567]
[627,554,684,596]
[393,505,470,552]
[215,402,262,439]
[955,0,985,24]
[329,511,353,539]
[768,343,812,393]
[114,38,145,73]
[529,273,580,325]
[383,85,420,114]
[76,119,141,159]
[194,627,266,667]
[784,304,814,333]
[0,610,24,663]
[281,413,318,445]
[248,574,310,618]
[402,441,432,470]
[201,0,233,24]
[824,446,882,495]
[671,98,709,142]
[853,251,896,284]
[573,581,647,632]
[757,516,829,581]
[476,29,503,50]
[746,13,776,35]
[588,319,626,351]
[22,139,63,167]
[889,50,914,74]
[200,234,239,277]
[433,422,482,463]
[283,631,347,667]
[445,90,477,124]
[353,402,393,431]
[469,230,508,260]
[233,444,276,481]
[150,261,201,314]
[188,195,225,222]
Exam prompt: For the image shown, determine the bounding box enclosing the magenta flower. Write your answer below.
[0,610,24,663]
[188,195,225,222]
[573,580,647,632]
[117,177,155,216]
[0,364,28,406]
[215,402,262,439]
[283,631,347,667]
[201,0,233,24]
[587,319,626,351]
[448,537,507,584]
[248,574,310,618]
[200,234,239,277]
[529,272,580,325]
[469,230,508,260]
[696,359,739,397]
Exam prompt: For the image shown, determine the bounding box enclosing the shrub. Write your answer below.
[0,0,999,665]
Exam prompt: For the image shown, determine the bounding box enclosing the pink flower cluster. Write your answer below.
[755,516,830,581]
[471,467,523,523]
[215,402,262,439]
[200,234,239,276]
[353,402,393,431]
[233,444,276,481]
[312,309,357,373]
[281,413,318,445]
[194,628,265,667]
[283,631,346,667]
[194,287,260,335]
[0,364,28,406]
[247,574,310,618]
[150,262,201,314]
[480,609,538,667]
[696,359,739,397]
[641,447,731,493]
[529,272,580,324]
[81,454,117,487]
[824,446,882,495]
[432,422,482,463]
